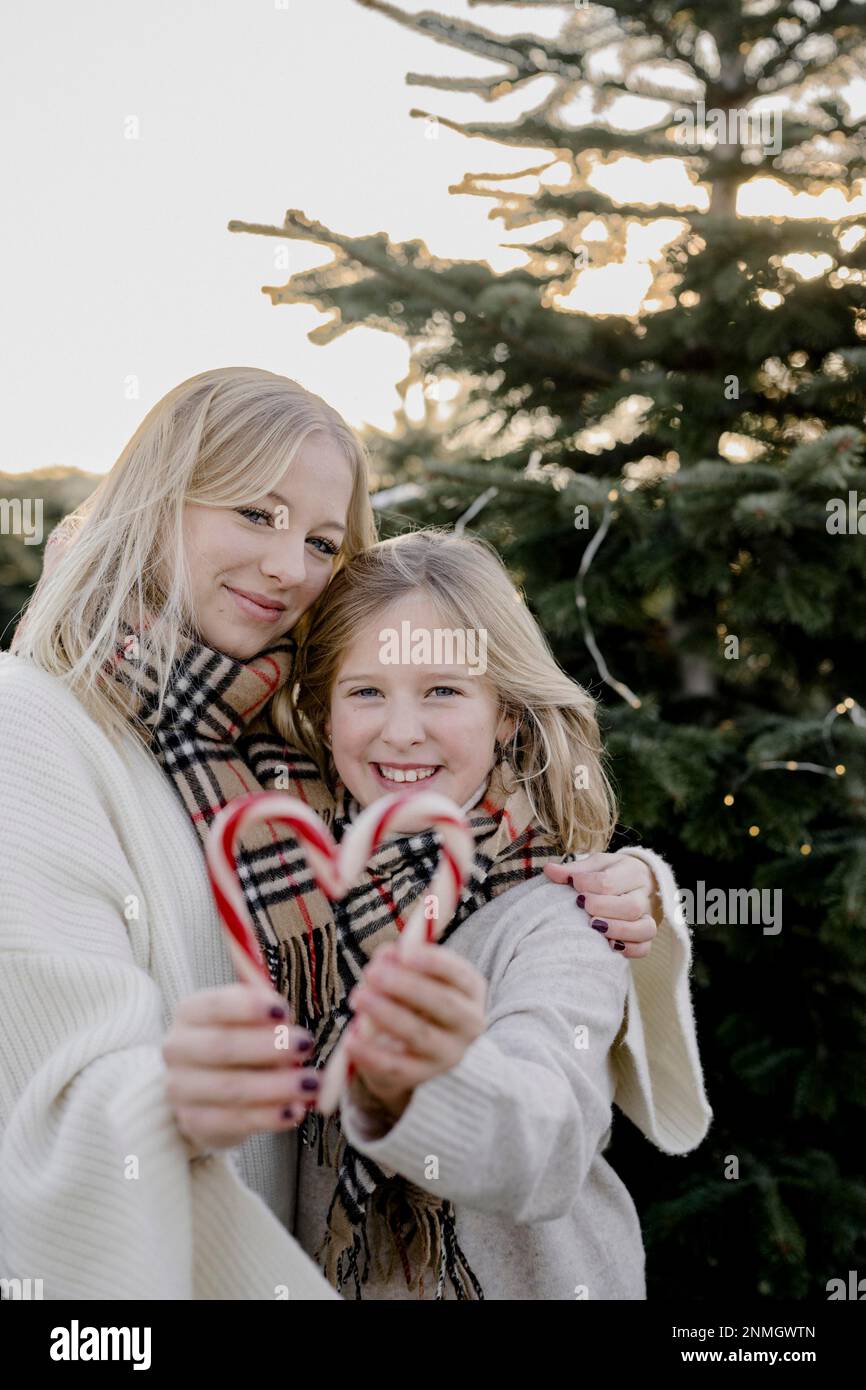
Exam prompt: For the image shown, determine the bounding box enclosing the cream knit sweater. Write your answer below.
[0,652,337,1301]
[0,651,712,1301]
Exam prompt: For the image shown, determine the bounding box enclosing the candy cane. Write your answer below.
[205,790,475,1115]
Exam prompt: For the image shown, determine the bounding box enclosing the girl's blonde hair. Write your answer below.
[290,529,617,854]
[12,366,377,746]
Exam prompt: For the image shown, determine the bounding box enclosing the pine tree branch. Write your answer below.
[408,105,683,160]
[227,209,616,384]
[353,0,557,75]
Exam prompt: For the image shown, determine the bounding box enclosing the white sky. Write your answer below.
[2,0,864,476]
[0,0,559,475]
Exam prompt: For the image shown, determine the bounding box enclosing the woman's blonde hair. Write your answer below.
[290,529,617,854]
[12,366,377,746]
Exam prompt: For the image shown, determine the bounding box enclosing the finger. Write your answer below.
[349,985,453,1059]
[618,941,652,959]
[578,889,648,924]
[604,936,650,959]
[176,983,293,1028]
[354,961,474,1033]
[163,1023,313,1069]
[167,1064,321,1110]
[344,1034,424,1089]
[590,914,658,945]
[560,862,639,898]
[391,942,485,1001]
[176,1101,307,1145]
[543,854,608,884]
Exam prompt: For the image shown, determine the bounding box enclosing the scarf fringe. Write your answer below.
[276,927,341,1033]
[313,1172,484,1300]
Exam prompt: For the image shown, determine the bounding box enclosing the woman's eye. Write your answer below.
[308,535,339,557]
[236,506,272,526]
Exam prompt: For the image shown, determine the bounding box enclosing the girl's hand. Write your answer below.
[162,983,319,1156]
[544,852,660,959]
[343,942,487,1120]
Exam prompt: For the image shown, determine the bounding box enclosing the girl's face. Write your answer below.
[182,435,354,659]
[327,592,515,827]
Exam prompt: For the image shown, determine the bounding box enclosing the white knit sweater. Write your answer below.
[0,651,712,1301]
[0,652,337,1301]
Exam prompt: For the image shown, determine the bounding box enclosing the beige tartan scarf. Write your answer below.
[108,631,566,1299]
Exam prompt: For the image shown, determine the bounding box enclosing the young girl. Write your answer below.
[286,529,712,1300]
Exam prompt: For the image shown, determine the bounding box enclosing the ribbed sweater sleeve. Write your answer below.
[0,660,337,1301]
[612,845,713,1154]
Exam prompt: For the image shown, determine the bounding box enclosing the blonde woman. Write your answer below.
[1,368,668,1300]
[281,531,713,1299]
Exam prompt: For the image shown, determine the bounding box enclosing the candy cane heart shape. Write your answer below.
[204,789,476,1115]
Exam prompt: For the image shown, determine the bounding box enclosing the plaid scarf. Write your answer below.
[109,632,566,1299]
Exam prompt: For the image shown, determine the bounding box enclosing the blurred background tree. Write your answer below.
[229,0,866,1297]
[0,470,95,646]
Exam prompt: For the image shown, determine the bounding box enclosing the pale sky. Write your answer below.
[2,0,864,476]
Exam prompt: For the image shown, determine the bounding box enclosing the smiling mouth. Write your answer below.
[372,763,442,785]
[224,585,287,621]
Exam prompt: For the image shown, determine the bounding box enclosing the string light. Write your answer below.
[574,493,642,709]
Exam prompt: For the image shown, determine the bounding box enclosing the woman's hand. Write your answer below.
[343,942,487,1121]
[162,983,319,1157]
[544,851,660,959]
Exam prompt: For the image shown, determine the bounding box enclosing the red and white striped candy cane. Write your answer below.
[205,790,475,1115]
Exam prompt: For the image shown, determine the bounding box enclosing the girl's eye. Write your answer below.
[308,535,339,557]
[349,687,382,698]
[429,686,461,697]
[236,506,272,526]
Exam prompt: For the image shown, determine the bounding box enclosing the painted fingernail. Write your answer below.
[613,940,626,951]
[295,1035,314,1052]
[281,1106,297,1121]
[301,1075,320,1092]
[269,1005,288,1019]
[577,894,586,908]
[591,919,609,933]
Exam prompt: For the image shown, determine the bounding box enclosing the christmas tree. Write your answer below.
[230,0,866,1298]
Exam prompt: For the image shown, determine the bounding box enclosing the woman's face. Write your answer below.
[182,434,354,659]
[327,591,515,827]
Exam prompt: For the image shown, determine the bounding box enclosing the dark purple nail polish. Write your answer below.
[613,940,626,951]
[281,1106,296,1120]
[591,919,609,933]
[295,1036,313,1052]
[269,1005,287,1019]
[576,894,586,909]
[301,1075,320,1091]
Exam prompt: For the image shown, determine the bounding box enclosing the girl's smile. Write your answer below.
[370,761,443,789]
